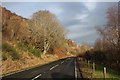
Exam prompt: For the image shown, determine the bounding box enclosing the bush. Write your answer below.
[2,43,20,60]
[17,42,42,57]
[84,51,92,61]
[2,43,14,52]
[17,41,27,51]
[11,50,20,60]
[27,44,42,57]
[92,50,106,62]
[2,52,7,60]
[70,51,76,55]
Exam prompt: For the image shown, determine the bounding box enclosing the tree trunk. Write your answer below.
[43,42,50,55]
[43,50,47,55]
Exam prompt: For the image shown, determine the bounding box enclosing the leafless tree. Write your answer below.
[30,10,66,55]
[95,4,120,62]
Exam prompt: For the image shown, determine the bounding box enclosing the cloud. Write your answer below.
[75,13,88,20]
[2,2,115,45]
[68,30,96,39]
[73,33,99,45]
[58,3,89,28]
[83,2,97,11]
[83,0,97,11]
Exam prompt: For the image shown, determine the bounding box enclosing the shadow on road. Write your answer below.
[51,72,74,79]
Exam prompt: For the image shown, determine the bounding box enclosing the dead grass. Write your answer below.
[77,58,120,79]
[1,50,58,76]
[1,41,70,76]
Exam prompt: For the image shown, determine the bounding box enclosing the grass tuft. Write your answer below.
[70,51,76,55]
[17,42,42,57]
[2,42,20,60]
[27,44,41,57]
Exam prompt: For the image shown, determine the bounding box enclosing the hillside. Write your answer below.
[1,6,81,75]
[2,6,30,42]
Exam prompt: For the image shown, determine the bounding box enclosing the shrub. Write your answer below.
[27,44,42,57]
[17,42,42,57]
[2,43,20,60]
[91,50,106,62]
[84,51,92,61]
[70,51,76,55]
[2,43,14,52]
[17,41,27,51]
[2,52,7,60]
[11,49,20,60]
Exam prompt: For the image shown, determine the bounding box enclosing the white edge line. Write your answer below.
[75,61,77,80]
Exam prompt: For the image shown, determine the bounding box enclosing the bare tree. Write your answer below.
[30,10,66,55]
[96,5,119,51]
[95,4,120,63]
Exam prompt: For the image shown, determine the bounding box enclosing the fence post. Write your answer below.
[88,60,90,68]
[93,62,95,74]
[104,67,106,80]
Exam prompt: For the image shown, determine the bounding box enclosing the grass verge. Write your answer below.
[78,58,120,79]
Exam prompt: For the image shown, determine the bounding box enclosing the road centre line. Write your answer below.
[32,74,42,80]
[32,59,66,80]
[50,64,59,70]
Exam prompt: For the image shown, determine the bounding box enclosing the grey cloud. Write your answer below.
[63,19,88,27]
[72,31,99,45]
[57,2,89,27]
[2,2,116,45]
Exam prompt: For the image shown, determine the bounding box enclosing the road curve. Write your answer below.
[2,57,83,80]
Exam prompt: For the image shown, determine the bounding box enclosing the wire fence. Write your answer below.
[77,57,120,80]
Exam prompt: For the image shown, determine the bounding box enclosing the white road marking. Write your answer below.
[32,74,42,80]
[75,61,77,80]
[61,61,64,64]
[50,64,59,70]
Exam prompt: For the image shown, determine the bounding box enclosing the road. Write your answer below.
[2,57,83,80]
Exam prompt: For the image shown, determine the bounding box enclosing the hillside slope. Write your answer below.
[1,6,79,75]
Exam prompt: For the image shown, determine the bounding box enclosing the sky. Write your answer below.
[2,2,117,45]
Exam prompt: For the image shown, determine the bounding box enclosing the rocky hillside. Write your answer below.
[1,6,30,43]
